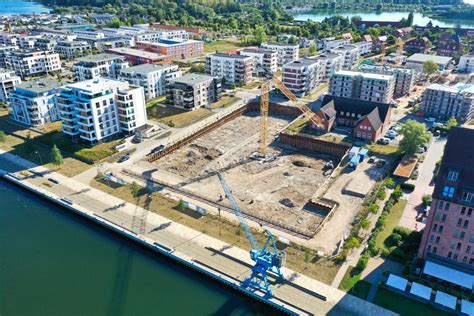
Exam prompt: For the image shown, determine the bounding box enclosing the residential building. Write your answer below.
[136,39,203,60]
[35,38,57,52]
[57,78,147,144]
[151,23,208,40]
[359,64,415,98]
[260,42,299,67]
[9,78,61,126]
[18,35,39,49]
[354,41,373,55]
[329,70,395,103]
[55,40,91,59]
[0,45,17,68]
[458,54,474,73]
[417,127,474,290]
[405,53,452,72]
[0,69,21,103]
[239,48,278,74]
[405,37,430,54]
[312,53,344,82]
[436,33,464,58]
[373,36,388,53]
[395,27,413,38]
[205,53,253,85]
[73,53,129,82]
[317,37,350,51]
[7,50,61,79]
[119,63,181,100]
[312,95,391,142]
[330,44,360,70]
[0,32,19,46]
[299,37,315,48]
[421,83,474,121]
[106,47,168,65]
[282,57,323,97]
[167,73,221,111]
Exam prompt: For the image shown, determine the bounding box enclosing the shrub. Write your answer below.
[376,188,387,200]
[367,203,379,214]
[356,252,370,271]
[400,182,415,192]
[390,233,403,246]
[393,226,412,238]
[345,237,361,250]
[384,201,394,212]
[384,178,394,188]
[422,194,432,207]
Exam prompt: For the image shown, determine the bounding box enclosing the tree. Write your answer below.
[131,181,141,198]
[0,131,6,143]
[399,120,431,156]
[345,237,361,249]
[406,11,414,26]
[422,194,432,207]
[446,117,458,130]
[51,144,64,166]
[308,42,317,55]
[423,60,438,75]
[253,25,267,45]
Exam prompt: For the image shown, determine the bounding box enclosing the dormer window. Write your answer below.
[447,170,459,182]
[443,186,455,198]
[462,192,474,203]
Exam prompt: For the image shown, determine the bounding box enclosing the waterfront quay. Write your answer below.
[0,150,396,316]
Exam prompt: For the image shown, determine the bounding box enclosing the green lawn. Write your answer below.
[147,104,214,128]
[286,117,309,133]
[211,95,241,108]
[146,96,167,108]
[369,144,399,156]
[374,287,455,316]
[375,199,408,252]
[203,38,248,54]
[338,266,372,300]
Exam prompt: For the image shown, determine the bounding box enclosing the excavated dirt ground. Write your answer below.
[153,111,331,234]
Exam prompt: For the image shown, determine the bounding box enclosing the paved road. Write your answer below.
[399,136,447,231]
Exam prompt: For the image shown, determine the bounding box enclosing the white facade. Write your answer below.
[318,37,351,51]
[9,79,61,126]
[282,57,323,97]
[57,78,147,144]
[330,44,361,70]
[312,53,344,82]
[0,32,19,46]
[239,48,278,74]
[55,40,91,59]
[0,69,21,103]
[421,83,474,121]
[8,50,62,78]
[260,42,299,67]
[119,64,181,100]
[205,53,253,85]
[458,54,474,73]
[354,41,373,55]
[73,53,129,82]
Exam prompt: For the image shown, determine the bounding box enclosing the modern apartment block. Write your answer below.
[417,127,474,290]
[0,46,17,68]
[458,54,474,73]
[239,48,278,74]
[55,40,91,59]
[57,78,147,144]
[205,53,253,85]
[167,73,221,111]
[421,83,474,121]
[136,39,203,60]
[73,53,129,82]
[119,63,181,100]
[354,41,373,55]
[0,32,19,46]
[106,47,167,65]
[329,70,395,103]
[359,65,415,98]
[330,44,360,70]
[317,37,351,51]
[312,53,344,82]
[0,69,21,103]
[282,57,322,97]
[9,78,61,126]
[7,50,61,79]
[260,42,299,67]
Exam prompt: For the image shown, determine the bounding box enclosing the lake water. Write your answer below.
[0,0,50,14]
[0,180,276,316]
[294,10,474,28]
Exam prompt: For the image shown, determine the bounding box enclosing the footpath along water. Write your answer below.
[0,180,280,316]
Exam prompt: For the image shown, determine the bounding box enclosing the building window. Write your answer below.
[433,224,438,232]
[445,202,450,210]
[438,201,444,209]
[469,209,473,217]
[442,214,447,222]
[436,236,440,244]
[467,245,472,253]
[442,186,455,198]
[462,192,474,203]
[461,231,466,239]
[427,245,432,252]
[433,247,437,254]
[450,241,456,249]
[454,253,458,260]
[447,170,459,181]
[464,220,469,228]
[430,235,435,241]
[454,229,459,238]
[458,218,463,226]
[448,251,452,258]
[457,242,462,251]
[439,225,444,233]
[463,256,468,263]
[470,235,474,243]
[470,258,474,265]
[462,207,466,215]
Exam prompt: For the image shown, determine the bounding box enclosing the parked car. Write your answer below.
[131,136,142,144]
[376,159,386,167]
[48,178,59,184]
[368,156,376,163]
[385,131,397,139]
[151,145,165,154]
[391,125,402,132]
[118,153,130,163]
[433,129,441,136]
[377,137,390,145]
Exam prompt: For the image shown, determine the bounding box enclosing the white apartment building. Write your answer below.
[330,44,360,70]
[260,42,299,67]
[458,54,474,73]
[329,70,395,103]
[0,46,17,68]
[317,37,351,51]
[359,64,415,97]
[57,78,147,145]
[119,63,181,100]
[73,53,129,82]
[9,78,61,126]
[167,73,221,111]
[205,53,253,85]
[312,53,344,82]
[18,35,40,49]
[354,41,373,55]
[8,50,62,79]
[0,69,21,103]
[0,32,19,46]
[421,83,474,121]
[55,40,91,59]
[282,57,323,97]
[35,38,57,51]
[239,48,278,74]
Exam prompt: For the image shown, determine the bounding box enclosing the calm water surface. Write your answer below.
[0,180,276,315]
[0,0,50,14]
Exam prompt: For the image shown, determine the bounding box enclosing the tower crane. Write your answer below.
[216,172,285,296]
[258,66,325,155]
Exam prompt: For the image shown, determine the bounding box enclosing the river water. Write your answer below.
[0,180,275,315]
[294,10,474,28]
[0,0,50,14]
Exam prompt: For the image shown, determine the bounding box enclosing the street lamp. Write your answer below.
[35,151,43,165]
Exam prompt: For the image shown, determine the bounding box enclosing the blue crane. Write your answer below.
[216,172,285,296]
